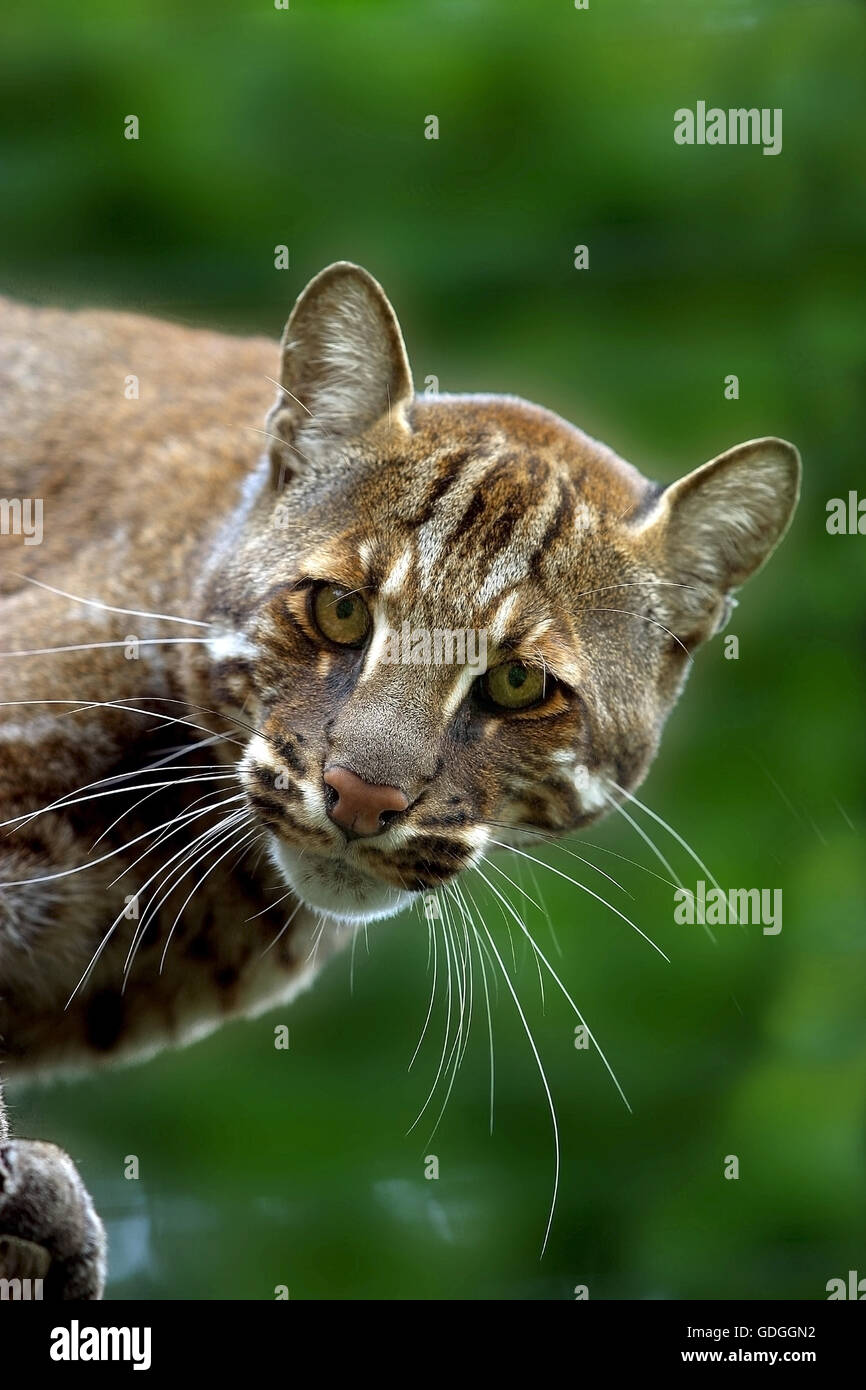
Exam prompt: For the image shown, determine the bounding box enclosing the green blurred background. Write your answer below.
[2,0,864,1299]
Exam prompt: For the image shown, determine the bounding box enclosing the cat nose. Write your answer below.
[323,766,409,838]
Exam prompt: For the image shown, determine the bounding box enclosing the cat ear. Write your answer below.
[632,437,801,646]
[266,262,413,484]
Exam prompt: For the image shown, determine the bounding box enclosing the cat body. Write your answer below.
[0,265,800,1296]
[0,300,334,1074]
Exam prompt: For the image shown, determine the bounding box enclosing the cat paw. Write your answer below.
[0,1138,106,1299]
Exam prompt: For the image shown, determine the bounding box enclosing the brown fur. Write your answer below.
[0,264,800,1296]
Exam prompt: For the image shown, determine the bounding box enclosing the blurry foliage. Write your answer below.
[2,0,864,1299]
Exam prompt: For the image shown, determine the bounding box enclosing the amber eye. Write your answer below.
[482,661,547,711]
[312,584,371,648]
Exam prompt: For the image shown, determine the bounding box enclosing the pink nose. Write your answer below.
[323,766,409,838]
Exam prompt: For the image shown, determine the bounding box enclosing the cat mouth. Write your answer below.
[268,836,415,923]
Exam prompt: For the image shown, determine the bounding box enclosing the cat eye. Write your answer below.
[311,583,371,648]
[481,661,547,711]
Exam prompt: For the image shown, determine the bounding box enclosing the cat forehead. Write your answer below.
[301,392,648,553]
[401,392,647,500]
[351,400,642,586]
[287,425,647,687]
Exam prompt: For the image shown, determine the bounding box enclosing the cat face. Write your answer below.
[197,264,800,923]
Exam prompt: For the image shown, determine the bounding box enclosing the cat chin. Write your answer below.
[269,837,415,924]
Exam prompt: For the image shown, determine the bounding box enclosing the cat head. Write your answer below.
[200,263,800,923]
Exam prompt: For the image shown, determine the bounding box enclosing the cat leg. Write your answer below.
[0,1079,106,1299]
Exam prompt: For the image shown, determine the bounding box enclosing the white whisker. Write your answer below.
[579,605,692,661]
[9,572,211,626]
[408,907,439,1072]
[487,840,669,963]
[451,882,495,1136]
[0,638,211,659]
[159,824,260,975]
[613,782,724,894]
[472,862,633,1116]
[259,900,303,959]
[473,907,560,1258]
